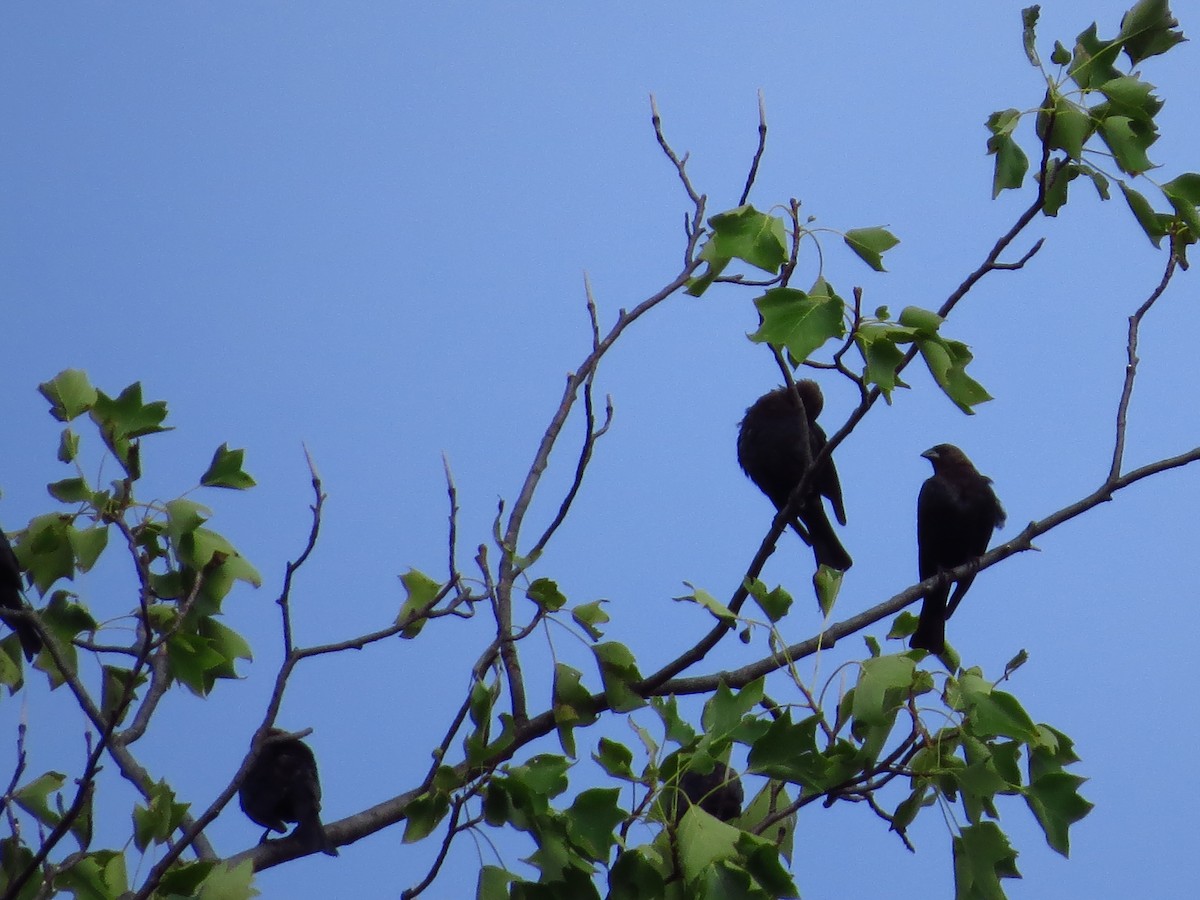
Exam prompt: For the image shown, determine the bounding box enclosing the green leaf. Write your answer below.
[917,337,992,414]
[843,227,900,272]
[898,305,944,332]
[1083,166,1111,200]
[1024,772,1093,857]
[919,334,977,406]
[1098,116,1155,175]
[165,498,211,549]
[166,632,228,696]
[593,642,645,712]
[477,866,516,900]
[1037,96,1092,160]
[650,694,698,747]
[953,821,1021,899]
[196,860,260,900]
[38,369,97,422]
[853,654,916,727]
[854,324,909,401]
[47,477,91,504]
[1021,6,1041,67]
[608,848,667,900]
[157,861,219,898]
[739,781,796,862]
[90,382,171,473]
[1042,160,1079,218]
[397,568,442,637]
[1069,23,1122,90]
[746,713,831,789]
[200,443,257,490]
[1119,181,1168,246]
[101,665,148,726]
[402,791,450,843]
[1098,75,1163,123]
[56,428,80,463]
[674,583,735,624]
[56,851,130,900]
[68,525,108,573]
[1050,40,1071,66]
[571,599,609,641]
[1118,0,1185,64]
[702,678,764,741]
[552,663,597,757]
[749,286,845,363]
[743,578,792,624]
[675,806,742,884]
[564,788,625,861]
[132,780,190,852]
[958,674,1041,743]
[813,565,842,616]
[705,205,789,273]
[593,738,636,781]
[526,577,567,612]
[985,108,1027,197]
[1162,173,1200,238]
[20,514,76,594]
[196,616,253,682]
[13,772,66,828]
[737,832,799,897]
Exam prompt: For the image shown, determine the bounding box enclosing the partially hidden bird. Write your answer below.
[737,380,852,570]
[911,443,1006,653]
[239,728,339,856]
[0,528,41,661]
[677,761,744,823]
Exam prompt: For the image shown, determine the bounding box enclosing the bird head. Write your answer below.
[921,443,970,470]
[795,380,824,420]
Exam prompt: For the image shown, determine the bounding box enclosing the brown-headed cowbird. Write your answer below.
[678,761,744,823]
[239,729,338,856]
[737,381,852,570]
[0,529,41,661]
[910,444,1006,653]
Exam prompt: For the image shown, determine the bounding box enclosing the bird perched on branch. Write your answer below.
[911,444,1006,653]
[239,728,338,856]
[737,380,852,570]
[677,761,744,823]
[0,528,41,661]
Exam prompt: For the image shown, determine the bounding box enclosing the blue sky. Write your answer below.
[2,2,1198,897]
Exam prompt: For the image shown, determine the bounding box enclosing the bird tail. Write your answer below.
[910,589,947,653]
[802,504,853,571]
[296,813,339,857]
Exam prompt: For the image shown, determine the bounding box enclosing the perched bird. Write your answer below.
[737,381,852,570]
[677,761,744,823]
[0,528,41,661]
[239,729,338,856]
[911,444,1006,653]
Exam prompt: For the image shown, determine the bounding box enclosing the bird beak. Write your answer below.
[921,448,938,461]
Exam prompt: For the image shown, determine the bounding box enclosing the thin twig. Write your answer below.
[737,90,768,207]
[278,447,326,656]
[1110,252,1178,480]
[400,796,468,899]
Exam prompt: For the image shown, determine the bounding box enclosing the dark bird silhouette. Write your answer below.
[737,381,852,570]
[0,528,41,661]
[911,444,1006,653]
[678,761,744,823]
[239,729,338,856]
